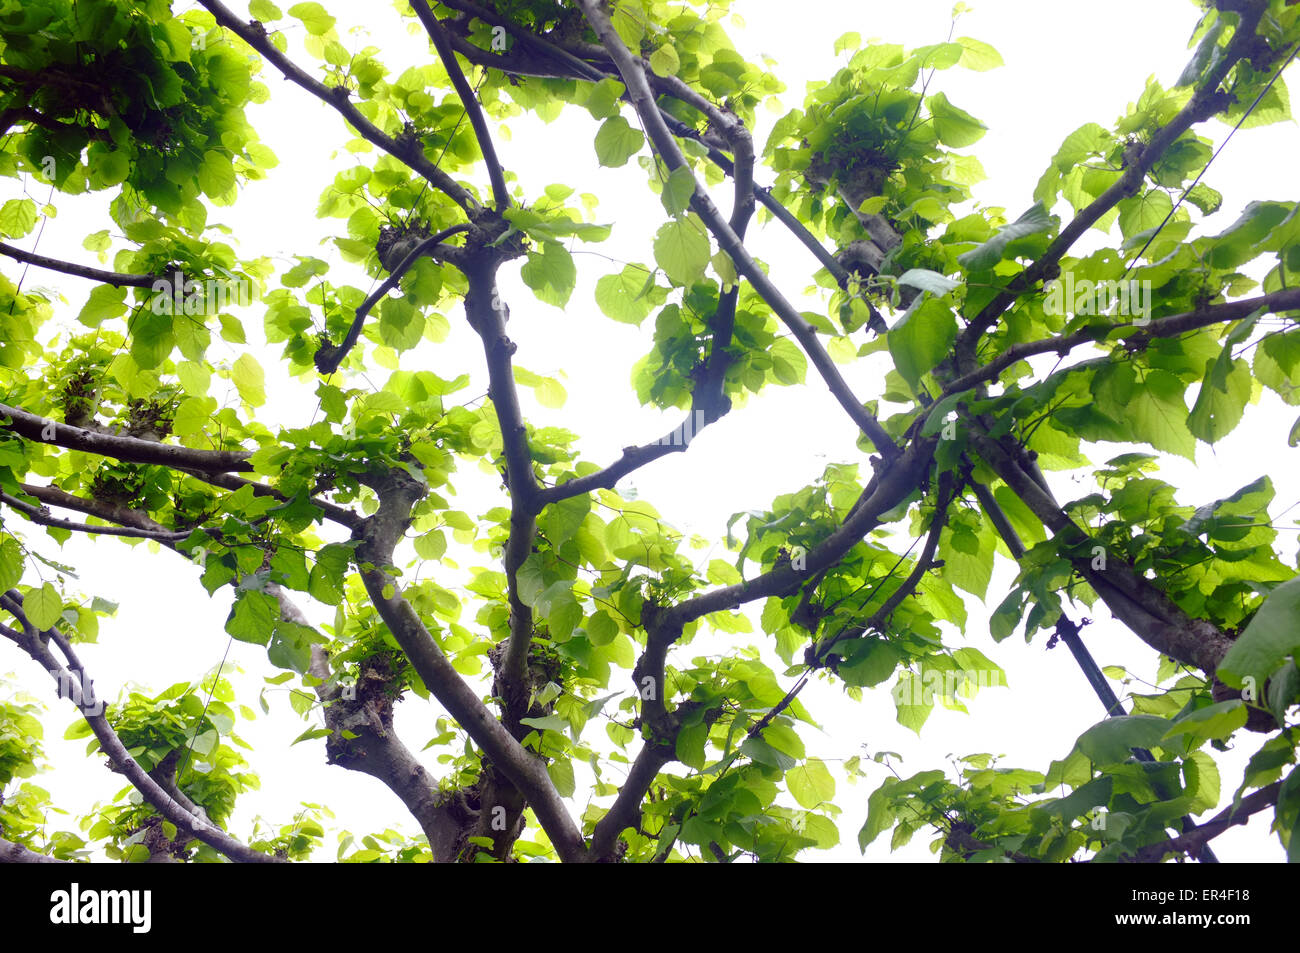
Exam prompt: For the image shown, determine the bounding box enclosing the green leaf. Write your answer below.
[593,116,644,167]
[309,543,351,606]
[660,166,696,217]
[92,151,130,188]
[24,583,62,630]
[839,639,904,687]
[288,1,334,35]
[888,298,956,390]
[740,735,796,771]
[0,199,38,239]
[586,610,619,646]
[649,44,680,77]
[197,151,236,199]
[927,91,987,147]
[1219,575,1300,690]
[520,715,569,734]
[1161,701,1248,748]
[173,396,215,436]
[547,758,575,797]
[595,265,659,325]
[231,353,266,407]
[1188,355,1251,444]
[896,269,961,298]
[225,590,278,646]
[956,36,1003,71]
[787,758,836,809]
[769,338,807,385]
[653,214,710,287]
[957,202,1052,271]
[1075,715,1170,764]
[78,285,128,327]
[0,538,23,591]
[378,296,423,350]
[249,0,282,20]
[675,720,708,769]
[520,241,576,309]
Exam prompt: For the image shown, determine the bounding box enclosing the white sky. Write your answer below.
[5,0,1297,862]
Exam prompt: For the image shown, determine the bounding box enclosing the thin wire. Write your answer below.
[1122,41,1300,278]
[174,637,235,783]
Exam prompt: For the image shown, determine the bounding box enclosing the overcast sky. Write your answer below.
[6,0,1298,862]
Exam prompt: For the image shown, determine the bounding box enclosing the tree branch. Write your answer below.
[1,490,190,541]
[409,0,510,210]
[196,0,481,216]
[0,241,157,288]
[314,224,471,375]
[352,469,588,861]
[0,410,364,533]
[971,431,1237,676]
[0,402,252,472]
[575,0,900,460]
[0,593,280,863]
[1129,780,1282,863]
[0,105,110,142]
[942,287,1300,398]
[0,836,70,863]
[589,738,674,860]
[953,2,1264,368]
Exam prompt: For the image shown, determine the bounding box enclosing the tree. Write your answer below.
[0,0,1297,866]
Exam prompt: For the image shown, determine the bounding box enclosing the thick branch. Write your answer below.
[353,469,587,861]
[589,739,674,860]
[0,402,251,472]
[972,432,1236,675]
[188,471,363,532]
[460,266,544,711]
[0,241,157,288]
[0,105,110,142]
[668,438,933,633]
[1,409,362,531]
[301,638,470,861]
[0,836,70,863]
